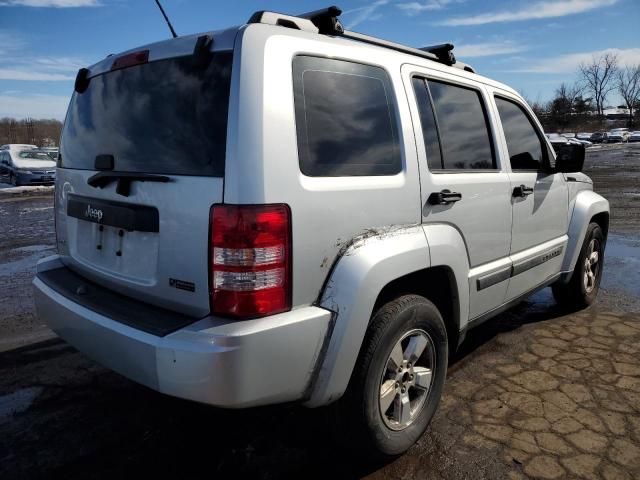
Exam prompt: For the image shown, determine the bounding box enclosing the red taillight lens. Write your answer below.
[111,50,149,71]
[210,204,292,318]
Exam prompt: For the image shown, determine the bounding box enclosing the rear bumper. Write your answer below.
[33,255,332,408]
[16,171,55,184]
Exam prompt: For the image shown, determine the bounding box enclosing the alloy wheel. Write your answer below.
[379,329,435,431]
[583,238,601,294]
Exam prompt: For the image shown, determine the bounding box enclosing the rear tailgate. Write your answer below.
[56,37,234,318]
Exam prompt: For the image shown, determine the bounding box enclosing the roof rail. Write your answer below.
[247,10,319,33]
[298,6,344,34]
[419,43,455,65]
[247,5,475,73]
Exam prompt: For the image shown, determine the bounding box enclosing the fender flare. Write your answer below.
[304,224,471,407]
[304,226,430,407]
[421,223,470,331]
[561,190,609,278]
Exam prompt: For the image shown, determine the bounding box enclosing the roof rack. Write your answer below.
[247,5,475,73]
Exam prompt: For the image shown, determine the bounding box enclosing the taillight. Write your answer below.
[210,204,292,318]
[111,50,149,71]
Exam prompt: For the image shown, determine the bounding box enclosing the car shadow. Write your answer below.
[451,287,576,367]
[3,288,583,480]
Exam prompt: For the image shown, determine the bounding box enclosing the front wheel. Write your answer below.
[552,222,605,308]
[337,295,448,457]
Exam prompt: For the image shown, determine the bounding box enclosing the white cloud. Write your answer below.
[0,31,86,81]
[439,0,618,26]
[512,47,640,73]
[398,0,461,15]
[32,57,86,71]
[0,69,74,81]
[344,0,389,29]
[0,0,100,6]
[0,56,86,81]
[455,41,528,58]
[0,31,26,57]
[0,93,70,119]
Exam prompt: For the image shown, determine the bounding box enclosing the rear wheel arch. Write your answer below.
[372,266,460,353]
[590,211,609,240]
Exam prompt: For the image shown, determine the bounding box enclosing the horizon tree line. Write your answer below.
[524,54,640,130]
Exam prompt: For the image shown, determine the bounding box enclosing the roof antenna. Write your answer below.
[154,0,178,38]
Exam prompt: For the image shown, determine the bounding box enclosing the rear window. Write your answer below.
[60,52,233,176]
[293,56,401,177]
[18,151,52,160]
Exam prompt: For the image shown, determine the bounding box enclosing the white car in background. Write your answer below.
[607,129,629,143]
[0,144,38,151]
[576,132,592,141]
[569,137,593,147]
[627,131,640,142]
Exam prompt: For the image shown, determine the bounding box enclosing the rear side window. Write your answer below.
[413,78,495,170]
[412,78,442,171]
[60,52,233,176]
[293,56,401,177]
[495,97,545,170]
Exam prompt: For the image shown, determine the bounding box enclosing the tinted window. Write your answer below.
[495,97,545,170]
[428,80,495,170]
[412,77,442,171]
[293,56,401,176]
[60,52,233,176]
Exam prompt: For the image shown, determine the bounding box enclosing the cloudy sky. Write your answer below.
[0,0,638,119]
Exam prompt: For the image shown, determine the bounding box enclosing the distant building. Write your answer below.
[603,106,630,119]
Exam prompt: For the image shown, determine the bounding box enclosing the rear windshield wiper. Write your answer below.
[87,171,171,197]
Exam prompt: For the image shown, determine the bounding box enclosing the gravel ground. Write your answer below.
[0,145,639,479]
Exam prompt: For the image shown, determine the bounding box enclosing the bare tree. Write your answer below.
[555,82,584,108]
[519,90,547,118]
[616,65,640,125]
[0,118,62,146]
[579,53,618,117]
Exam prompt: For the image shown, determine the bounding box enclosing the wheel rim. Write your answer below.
[583,238,601,294]
[379,328,435,431]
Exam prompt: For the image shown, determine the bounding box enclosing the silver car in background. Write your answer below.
[0,148,56,185]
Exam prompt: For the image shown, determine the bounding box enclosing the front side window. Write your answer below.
[495,97,545,170]
[293,56,401,177]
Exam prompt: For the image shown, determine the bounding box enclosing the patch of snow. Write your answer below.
[0,387,44,424]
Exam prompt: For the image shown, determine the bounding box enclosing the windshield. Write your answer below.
[18,151,54,160]
[60,51,233,176]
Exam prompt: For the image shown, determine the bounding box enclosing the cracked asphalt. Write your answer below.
[0,144,639,479]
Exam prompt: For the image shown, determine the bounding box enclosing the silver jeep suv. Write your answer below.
[33,7,609,456]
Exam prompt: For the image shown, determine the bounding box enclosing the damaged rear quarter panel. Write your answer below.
[305,225,431,407]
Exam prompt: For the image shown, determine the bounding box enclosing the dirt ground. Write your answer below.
[0,144,639,479]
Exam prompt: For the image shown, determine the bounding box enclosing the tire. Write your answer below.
[552,222,605,309]
[9,172,18,186]
[336,295,448,457]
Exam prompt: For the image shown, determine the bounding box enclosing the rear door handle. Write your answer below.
[427,189,462,205]
[513,185,534,198]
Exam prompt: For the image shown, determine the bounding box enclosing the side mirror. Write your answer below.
[554,143,584,173]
